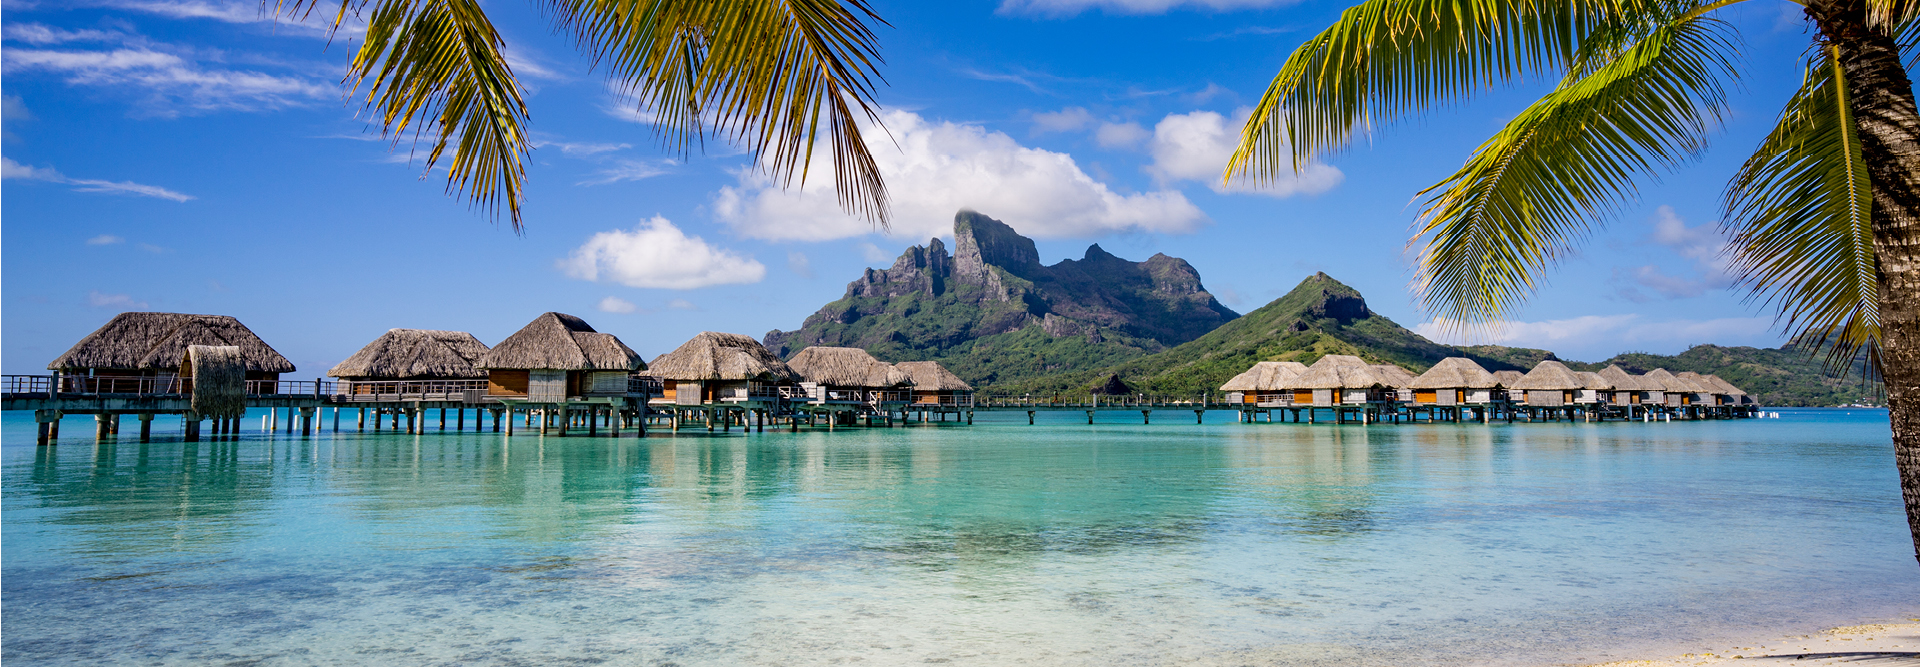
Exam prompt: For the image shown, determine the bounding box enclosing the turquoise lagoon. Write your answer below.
[3,408,1916,666]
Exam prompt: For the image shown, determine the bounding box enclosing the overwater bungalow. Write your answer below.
[1677,372,1728,406]
[1407,357,1502,413]
[787,346,913,406]
[1511,361,1584,410]
[1640,369,1696,409]
[1598,364,1652,410]
[1372,364,1418,402]
[1219,361,1309,407]
[895,361,974,410]
[48,311,295,394]
[1492,369,1525,388]
[647,332,793,405]
[1287,355,1405,422]
[477,312,644,402]
[1700,374,1753,407]
[327,328,489,399]
[1574,371,1615,405]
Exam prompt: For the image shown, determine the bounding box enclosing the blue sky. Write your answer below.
[2,0,1827,376]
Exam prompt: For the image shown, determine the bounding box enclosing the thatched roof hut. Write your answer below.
[1409,357,1499,389]
[49,312,294,374]
[1091,374,1133,395]
[328,329,490,379]
[1642,368,1700,393]
[476,312,642,371]
[1370,364,1417,388]
[1677,371,1729,394]
[1291,355,1395,389]
[182,345,246,419]
[647,332,794,381]
[896,361,973,392]
[1491,370,1525,386]
[1597,364,1646,391]
[1219,361,1309,391]
[788,347,912,388]
[1511,360,1585,390]
[1700,374,1747,396]
[1575,371,1615,390]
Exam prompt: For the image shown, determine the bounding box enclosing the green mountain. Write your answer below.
[763,210,1240,386]
[995,272,1549,395]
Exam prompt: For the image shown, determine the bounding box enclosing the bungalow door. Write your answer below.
[529,370,567,402]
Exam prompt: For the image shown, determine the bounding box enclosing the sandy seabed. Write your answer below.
[1584,621,1920,666]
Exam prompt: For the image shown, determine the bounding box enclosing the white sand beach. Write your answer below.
[1584,622,1920,666]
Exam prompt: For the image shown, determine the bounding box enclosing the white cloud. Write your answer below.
[534,140,630,156]
[714,108,1206,241]
[1031,106,1094,133]
[86,234,125,245]
[1613,206,1735,301]
[95,0,354,36]
[1095,121,1149,148]
[3,157,194,201]
[667,298,697,311]
[3,23,124,45]
[578,159,674,186]
[3,47,331,114]
[86,290,148,309]
[597,296,639,314]
[999,0,1295,16]
[1146,109,1342,197]
[787,251,813,278]
[1416,314,1774,358]
[858,242,891,263]
[560,216,767,289]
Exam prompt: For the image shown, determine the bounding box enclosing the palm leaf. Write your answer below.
[284,0,532,230]
[1224,0,1685,186]
[1410,10,1740,331]
[1723,44,1880,376]
[544,0,892,225]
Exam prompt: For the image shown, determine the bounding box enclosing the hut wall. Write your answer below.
[675,381,704,405]
[1414,390,1438,404]
[1258,391,1290,406]
[488,370,529,396]
[1576,389,1602,404]
[1226,391,1247,404]
[1526,390,1565,407]
[1342,389,1369,405]
[1312,389,1334,407]
[1295,390,1314,405]
[529,370,566,402]
[584,371,627,396]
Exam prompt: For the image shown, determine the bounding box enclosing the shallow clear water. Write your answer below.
[3,408,1915,666]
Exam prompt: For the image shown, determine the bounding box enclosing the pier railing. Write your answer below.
[1,375,336,398]
[334,379,485,402]
[973,393,1221,408]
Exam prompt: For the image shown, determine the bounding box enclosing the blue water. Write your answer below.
[3,408,1915,666]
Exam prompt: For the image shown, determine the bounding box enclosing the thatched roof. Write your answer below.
[328,329,490,379]
[896,361,972,391]
[1701,374,1748,395]
[1511,360,1585,390]
[1641,368,1703,392]
[1092,373,1133,395]
[646,332,795,381]
[1598,364,1646,391]
[1678,371,1739,395]
[1491,370,1525,387]
[1291,355,1395,389]
[1370,364,1417,389]
[476,312,642,371]
[1575,371,1614,390]
[182,345,246,419]
[1409,357,1499,389]
[48,312,295,373]
[788,347,912,387]
[1219,361,1309,391]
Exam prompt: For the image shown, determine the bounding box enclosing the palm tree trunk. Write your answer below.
[1809,0,1920,565]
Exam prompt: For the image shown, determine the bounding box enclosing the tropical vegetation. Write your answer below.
[280,0,893,231]
[1227,0,1920,562]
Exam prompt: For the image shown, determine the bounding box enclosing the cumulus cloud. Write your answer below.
[1031,106,1095,133]
[714,108,1205,241]
[86,290,148,309]
[1146,109,1342,197]
[1613,206,1735,301]
[597,296,639,314]
[94,0,355,36]
[3,47,331,114]
[1095,121,1149,148]
[667,298,697,311]
[534,140,630,156]
[1415,314,1774,358]
[86,234,125,245]
[4,157,194,201]
[999,0,1295,16]
[561,216,767,289]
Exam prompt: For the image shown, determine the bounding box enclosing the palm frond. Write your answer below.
[282,0,532,230]
[1410,11,1740,331]
[545,0,892,225]
[1723,44,1880,376]
[1225,0,1689,186]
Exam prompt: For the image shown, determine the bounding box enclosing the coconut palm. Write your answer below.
[281,0,891,231]
[1226,0,1920,563]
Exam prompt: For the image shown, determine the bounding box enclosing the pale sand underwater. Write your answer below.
[1582,621,1920,667]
